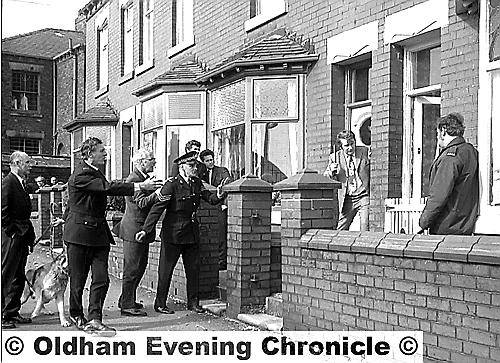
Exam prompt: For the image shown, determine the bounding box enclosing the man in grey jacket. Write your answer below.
[118,149,159,316]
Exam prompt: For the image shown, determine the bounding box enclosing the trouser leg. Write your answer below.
[154,242,181,308]
[181,243,200,306]
[120,241,146,309]
[336,196,356,230]
[67,242,91,319]
[88,245,110,321]
[2,233,28,318]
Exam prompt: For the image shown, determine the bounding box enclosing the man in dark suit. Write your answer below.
[324,130,370,231]
[118,148,159,316]
[63,137,161,336]
[199,149,232,270]
[1,151,35,329]
[136,151,224,314]
[170,140,207,178]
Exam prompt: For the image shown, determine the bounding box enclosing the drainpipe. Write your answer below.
[52,52,58,155]
[72,40,78,119]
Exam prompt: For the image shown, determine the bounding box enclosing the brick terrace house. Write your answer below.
[1,28,85,181]
[74,0,499,235]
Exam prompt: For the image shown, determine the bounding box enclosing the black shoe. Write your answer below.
[83,319,116,337]
[121,308,147,316]
[118,301,144,309]
[154,306,174,314]
[69,315,87,330]
[187,304,204,313]
[2,320,16,329]
[9,314,31,324]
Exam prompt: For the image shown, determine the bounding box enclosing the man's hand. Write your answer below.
[51,217,65,227]
[139,178,163,191]
[135,230,146,242]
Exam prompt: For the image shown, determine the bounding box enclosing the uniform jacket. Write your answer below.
[324,146,370,208]
[200,165,231,187]
[63,161,134,246]
[1,172,35,245]
[141,175,221,244]
[419,136,479,235]
[118,168,157,244]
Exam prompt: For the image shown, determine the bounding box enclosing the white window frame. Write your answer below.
[244,0,288,32]
[121,0,134,77]
[97,21,109,92]
[167,0,194,58]
[476,0,500,234]
[137,0,154,75]
[402,38,441,201]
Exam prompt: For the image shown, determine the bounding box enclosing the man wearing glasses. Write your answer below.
[117,148,158,316]
[136,151,225,314]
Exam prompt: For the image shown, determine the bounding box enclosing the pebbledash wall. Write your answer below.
[79,0,484,232]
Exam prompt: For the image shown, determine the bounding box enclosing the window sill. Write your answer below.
[135,59,155,76]
[118,70,134,85]
[10,111,43,118]
[244,6,288,32]
[95,85,109,98]
[167,39,195,58]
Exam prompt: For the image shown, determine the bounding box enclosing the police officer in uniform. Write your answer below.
[419,113,479,235]
[136,151,224,314]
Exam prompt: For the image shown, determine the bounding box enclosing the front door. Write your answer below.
[411,96,440,200]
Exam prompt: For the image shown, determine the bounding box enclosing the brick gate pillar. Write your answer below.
[38,187,52,241]
[224,174,273,319]
[274,168,341,329]
[50,185,65,248]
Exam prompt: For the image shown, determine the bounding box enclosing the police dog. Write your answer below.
[21,251,71,327]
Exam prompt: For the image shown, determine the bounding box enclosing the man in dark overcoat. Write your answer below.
[63,137,160,336]
[1,151,35,329]
[419,113,479,235]
[136,151,224,314]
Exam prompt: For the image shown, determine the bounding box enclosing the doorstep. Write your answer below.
[237,313,283,331]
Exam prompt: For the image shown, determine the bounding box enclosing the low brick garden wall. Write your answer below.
[108,199,221,302]
[282,230,500,361]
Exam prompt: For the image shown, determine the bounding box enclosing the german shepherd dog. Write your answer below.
[21,251,71,327]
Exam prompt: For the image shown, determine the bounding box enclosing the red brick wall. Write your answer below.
[284,231,500,361]
[1,54,54,155]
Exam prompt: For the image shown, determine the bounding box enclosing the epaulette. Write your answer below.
[446,150,456,157]
[157,193,171,202]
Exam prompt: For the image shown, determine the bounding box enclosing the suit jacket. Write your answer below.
[63,161,134,247]
[200,165,231,187]
[1,172,35,245]
[324,146,370,209]
[142,175,221,244]
[419,136,479,235]
[118,168,157,244]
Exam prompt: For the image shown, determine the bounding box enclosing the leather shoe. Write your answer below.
[2,320,16,329]
[187,304,204,313]
[154,306,174,314]
[118,301,144,309]
[9,314,31,324]
[70,315,87,330]
[121,308,147,316]
[83,319,116,337]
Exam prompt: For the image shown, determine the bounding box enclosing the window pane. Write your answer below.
[491,69,500,204]
[253,78,298,119]
[213,124,245,180]
[142,96,164,129]
[352,67,370,102]
[413,46,441,89]
[490,0,500,61]
[252,122,300,184]
[420,104,440,197]
[86,126,111,146]
[166,125,204,177]
[24,139,40,154]
[211,80,246,130]
[73,129,83,150]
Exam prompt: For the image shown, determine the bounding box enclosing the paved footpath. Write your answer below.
[15,244,256,332]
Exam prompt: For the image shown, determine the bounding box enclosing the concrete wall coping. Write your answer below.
[300,230,500,265]
[224,174,273,193]
[274,168,342,191]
